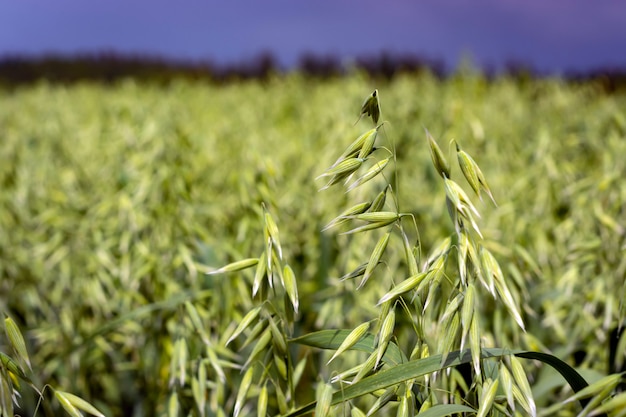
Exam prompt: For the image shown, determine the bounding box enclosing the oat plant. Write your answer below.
[208,89,621,417]
[0,316,106,417]
[292,89,537,416]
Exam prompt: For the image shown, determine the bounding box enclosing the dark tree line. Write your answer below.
[0,51,624,91]
[0,51,443,85]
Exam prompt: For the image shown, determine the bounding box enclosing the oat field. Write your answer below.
[1,71,625,417]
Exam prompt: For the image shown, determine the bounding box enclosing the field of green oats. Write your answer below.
[1,72,625,416]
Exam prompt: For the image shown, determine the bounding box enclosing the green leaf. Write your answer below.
[281,346,597,417]
[515,351,601,413]
[284,349,498,417]
[417,404,476,417]
[290,329,407,365]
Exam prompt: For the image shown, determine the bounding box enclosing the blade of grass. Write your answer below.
[283,342,598,417]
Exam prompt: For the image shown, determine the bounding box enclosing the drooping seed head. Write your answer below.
[426,128,451,179]
[359,89,381,125]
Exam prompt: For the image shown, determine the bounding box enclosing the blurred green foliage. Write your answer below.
[0,71,624,416]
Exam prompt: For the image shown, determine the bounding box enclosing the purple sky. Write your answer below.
[2,0,626,74]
